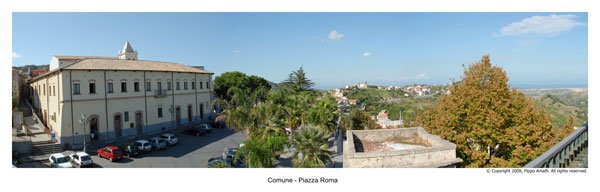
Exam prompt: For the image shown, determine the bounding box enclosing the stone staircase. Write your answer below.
[31,140,63,156]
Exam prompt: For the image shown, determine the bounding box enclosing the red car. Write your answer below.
[96,146,123,162]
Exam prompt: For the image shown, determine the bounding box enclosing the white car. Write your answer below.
[160,134,178,146]
[135,140,152,153]
[69,152,93,167]
[49,153,73,168]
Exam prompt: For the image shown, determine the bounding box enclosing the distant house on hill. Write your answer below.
[377,110,389,120]
[347,99,357,105]
[375,110,403,129]
[30,69,48,77]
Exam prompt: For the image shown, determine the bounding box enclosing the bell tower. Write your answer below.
[118,41,138,60]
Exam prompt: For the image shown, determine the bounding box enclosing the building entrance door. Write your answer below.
[43,110,48,126]
[175,107,181,127]
[135,112,143,137]
[199,104,204,121]
[114,115,122,137]
[187,105,192,123]
[90,117,98,140]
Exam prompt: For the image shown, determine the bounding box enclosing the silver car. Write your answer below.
[149,137,168,151]
[160,134,178,146]
[134,140,152,153]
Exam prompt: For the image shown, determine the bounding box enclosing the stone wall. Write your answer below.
[344,127,462,168]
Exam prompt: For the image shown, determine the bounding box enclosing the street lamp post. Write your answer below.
[79,114,89,152]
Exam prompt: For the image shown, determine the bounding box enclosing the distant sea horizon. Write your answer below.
[315,82,588,90]
[511,82,588,89]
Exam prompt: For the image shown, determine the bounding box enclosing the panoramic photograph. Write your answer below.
[11,12,587,168]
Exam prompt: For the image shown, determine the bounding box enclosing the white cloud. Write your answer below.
[233,50,241,54]
[362,52,371,57]
[416,73,428,80]
[499,14,583,37]
[12,52,21,59]
[328,30,344,41]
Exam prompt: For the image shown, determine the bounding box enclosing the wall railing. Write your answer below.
[524,123,588,168]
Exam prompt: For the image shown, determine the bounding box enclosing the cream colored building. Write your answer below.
[27,41,214,147]
[12,68,20,99]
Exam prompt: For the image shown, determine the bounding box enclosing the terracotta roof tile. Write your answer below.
[63,58,212,74]
[55,56,117,60]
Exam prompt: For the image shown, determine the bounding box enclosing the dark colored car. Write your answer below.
[184,125,207,136]
[224,148,246,168]
[96,146,123,162]
[199,124,212,133]
[119,143,140,158]
[208,156,229,168]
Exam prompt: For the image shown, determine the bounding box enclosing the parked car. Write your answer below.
[208,156,229,168]
[96,146,123,162]
[160,134,178,146]
[223,147,246,168]
[119,143,140,158]
[199,124,212,133]
[184,125,206,136]
[149,137,168,151]
[49,153,73,168]
[69,152,93,167]
[134,140,152,153]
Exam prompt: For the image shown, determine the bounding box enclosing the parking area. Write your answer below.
[17,128,246,168]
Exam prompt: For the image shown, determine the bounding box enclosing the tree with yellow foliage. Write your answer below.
[418,55,571,167]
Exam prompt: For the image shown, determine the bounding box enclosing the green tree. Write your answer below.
[282,66,315,92]
[344,109,379,130]
[292,126,333,168]
[237,134,288,168]
[213,71,271,102]
[214,71,249,101]
[307,95,339,133]
[417,55,570,168]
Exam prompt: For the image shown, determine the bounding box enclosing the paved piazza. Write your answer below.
[18,128,246,168]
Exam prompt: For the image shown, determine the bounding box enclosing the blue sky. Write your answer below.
[12,13,587,89]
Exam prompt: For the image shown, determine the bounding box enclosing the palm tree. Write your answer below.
[237,134,288,168]
[307,95,339,133]
[292,126,333,168]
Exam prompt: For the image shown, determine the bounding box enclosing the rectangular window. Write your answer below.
[121,82,127,92]
[124,111,129,122]
[158,107,163,118]
[146,82,152,91]
[107,83,114,93]
[43,84,46,95]
[134,82,140,92]
[73,83,80,95]
[192,82,195,89]
[157,82,162,91]
[89,83,96,94]
[176,82,180,90]
[199,81,203,89]
[53,86,56,96]
[184,82,188,90]
[206,81,210,89]
[167,82,172,90]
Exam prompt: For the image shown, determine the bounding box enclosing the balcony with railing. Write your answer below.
[154,89,168,98]
[524,123,588,168]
